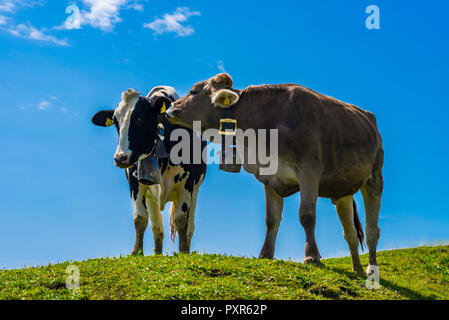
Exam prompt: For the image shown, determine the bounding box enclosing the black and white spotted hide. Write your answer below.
[92,86,207,255]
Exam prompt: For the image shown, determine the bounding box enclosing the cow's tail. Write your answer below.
[169,201,177,242]
[353,199,365,251]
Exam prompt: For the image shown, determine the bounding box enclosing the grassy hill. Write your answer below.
[1,246,448,300]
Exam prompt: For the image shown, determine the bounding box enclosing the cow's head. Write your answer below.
[92,89,172,168]
[166,73,240,131]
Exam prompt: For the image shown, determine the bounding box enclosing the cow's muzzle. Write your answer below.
[166,107,180,124]
[114,152,131,168]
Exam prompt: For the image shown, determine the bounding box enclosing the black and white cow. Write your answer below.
[92,86,207,255]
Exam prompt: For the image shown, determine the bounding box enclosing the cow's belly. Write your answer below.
[245,159,371,199]
[318,176,367,200]
[318,145,376,199]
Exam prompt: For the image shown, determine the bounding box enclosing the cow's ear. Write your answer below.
[92,110,114,127]
[152,96,173,114]
[211,89,239,108]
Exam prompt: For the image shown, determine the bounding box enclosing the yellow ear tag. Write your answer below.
[160,102,166,114]
[223,96,231,106]
[105,118,114,127]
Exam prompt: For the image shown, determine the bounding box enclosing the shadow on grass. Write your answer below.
[326,266,434,300]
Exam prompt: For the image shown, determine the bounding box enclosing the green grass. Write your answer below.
[1,246,448,300]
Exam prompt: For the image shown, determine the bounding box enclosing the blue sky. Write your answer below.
[0,0,448,269]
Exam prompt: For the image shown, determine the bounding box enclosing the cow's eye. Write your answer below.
[190,90,197,95]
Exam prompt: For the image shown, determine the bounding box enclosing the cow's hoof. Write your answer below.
[304,256,323,266]
[354,266,365,275]
[258,253,274,259]
[131,249,144,256]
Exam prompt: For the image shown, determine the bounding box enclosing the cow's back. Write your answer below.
[238,84,382,199]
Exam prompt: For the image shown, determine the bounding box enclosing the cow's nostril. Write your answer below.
[114,153,129,165]
[166,108,179,118]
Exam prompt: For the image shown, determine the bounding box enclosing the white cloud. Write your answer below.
[38,100,50,110]
[217,60,226,73]
[1,1,67,46]
[143,7,200,37]
[1,0,145,45]
[126,1,143,11]
[0,0,14,12]
[20,100,74,116]
[79,0,143,31]
[0,0,43,13]
[0,0,20,12]
[8,23,68,46]
[1,0,146,48]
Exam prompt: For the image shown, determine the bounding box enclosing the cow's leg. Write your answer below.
[298,167,322,265]
[336,195,364,274]
[174,192,192,253]
[259,185,284,259]
[131,191,148,256]
[146,198,164,254]
[361,183,381,269]
[361,151,383,272]
[186,191,199,251]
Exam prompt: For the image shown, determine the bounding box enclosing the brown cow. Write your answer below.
[167,73,383,274]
